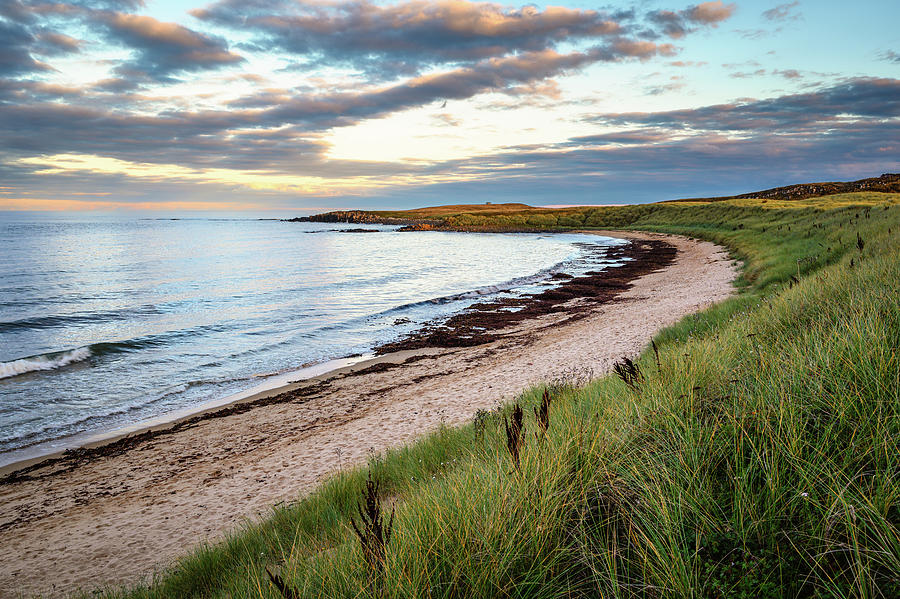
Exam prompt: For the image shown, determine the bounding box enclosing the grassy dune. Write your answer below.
[93,192,899,598]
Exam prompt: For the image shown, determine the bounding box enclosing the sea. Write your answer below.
[0,214,626,467]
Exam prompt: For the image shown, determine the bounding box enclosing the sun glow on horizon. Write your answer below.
[3,0,897,210]
[12,153,495,198]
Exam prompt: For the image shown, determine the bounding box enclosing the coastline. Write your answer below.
[0,231,739,598]
[0,230,625,476]
[0,352,405,478]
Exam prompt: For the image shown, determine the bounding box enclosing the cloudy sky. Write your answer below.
[1,0,898,212]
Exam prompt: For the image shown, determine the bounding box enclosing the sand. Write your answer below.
[0,231,738,598]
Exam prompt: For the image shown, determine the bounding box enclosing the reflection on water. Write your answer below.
[0,214,624,464]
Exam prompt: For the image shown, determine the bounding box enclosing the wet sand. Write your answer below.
[0,231,738,598]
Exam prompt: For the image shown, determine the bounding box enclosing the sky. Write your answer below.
[1,0,898,213]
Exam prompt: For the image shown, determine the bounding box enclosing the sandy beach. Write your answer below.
[0,231,738,598]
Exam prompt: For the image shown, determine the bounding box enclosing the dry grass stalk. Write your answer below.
[265,566,300,599]
[534,388,552,437]
[473,408,490,441]
[504,403,526,469]
[612,357,643,392]
[350,473,394,580]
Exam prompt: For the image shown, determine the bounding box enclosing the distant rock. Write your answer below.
[397,223,438,231]
[286,211,406,224]
[692,173,900,202]
[284,210,441,228]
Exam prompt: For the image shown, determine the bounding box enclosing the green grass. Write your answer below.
[84,192,900,598]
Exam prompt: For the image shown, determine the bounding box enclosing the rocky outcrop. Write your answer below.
[285,211,440,226]
[396,223,439,231]
[730,173,900,201]
[286,212,546,232]
[670,173,900,203]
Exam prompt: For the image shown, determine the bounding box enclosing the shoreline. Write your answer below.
[0,352,382,477]
[0,349,452,481]
[0,230,739,598]
[0,231,628,477]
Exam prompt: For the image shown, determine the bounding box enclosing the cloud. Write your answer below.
[879,50,900,63]
[193,0,625,77]
[2,2,242,83]
[418,79,897,199]
[193,0,728,79]
[6,0,702,87]
[643,75,686,95]
[566,130,674,145]
[431,113,462,127]
[12,114,897,208]
[7,78,896,208]
[56,0,147,9]
[1,0,719,103]
[0,19,52,75]
[648,2,735,38]
[0,100,335,175]
[260,48,627,126]
[668,60,708,67]
[735,28,767,39]
[239,40,677,125]
[608,38,677,59]
[376,113,898,205]
[33,31,82,55]
[729,68,766,79]
[91,11,244,80]
[0,3,87,75]
[217,42,676,128]
[763,2,801,22]
[722,60,761,68]
[686,1,736,23]
[593,78,900,132]
[772,68,801,79]
[645,82,686,95]
[0,78,86,102]
[0,0,38,24]
[4,1,889,209]
[0,39,684,178]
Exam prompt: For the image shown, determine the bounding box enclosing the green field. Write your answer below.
[92,192,899,598]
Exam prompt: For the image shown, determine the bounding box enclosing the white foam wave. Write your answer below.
[0,347,92,379]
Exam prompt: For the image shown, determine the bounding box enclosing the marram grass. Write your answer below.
[80,193,898,599]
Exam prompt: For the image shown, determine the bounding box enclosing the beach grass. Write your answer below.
[83,192,899,598]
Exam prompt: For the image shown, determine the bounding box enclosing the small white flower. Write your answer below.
[800,492,809,498]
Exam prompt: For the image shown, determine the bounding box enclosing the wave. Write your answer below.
[0,304,164,333]
[0,347,93,380]
[0,374,258,453]
[0,337,165,380]
[374,259,575,317]
[302,244,620,339]
[0,240,614,382]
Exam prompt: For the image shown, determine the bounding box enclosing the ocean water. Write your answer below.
[0,214,625,466]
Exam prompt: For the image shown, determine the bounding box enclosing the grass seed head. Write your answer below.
[265,567,300,599]
[350,472,394,580]
[651,340,661,371]
[613,356,644,392]
[534,388,553,437]
[504,403,526,469]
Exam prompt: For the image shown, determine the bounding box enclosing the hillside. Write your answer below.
[94,184,900,599]
[699,172,900,202]
[295,174,900,231]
